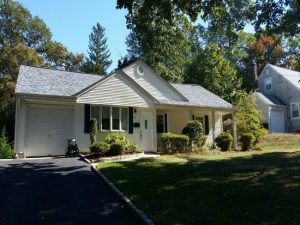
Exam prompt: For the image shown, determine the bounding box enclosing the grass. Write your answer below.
[260,133,300,151]
[97,134,300,225]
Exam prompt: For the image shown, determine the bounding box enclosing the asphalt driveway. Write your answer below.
[0,157,140,225]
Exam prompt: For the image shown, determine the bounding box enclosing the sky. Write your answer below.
[17,0,130,71]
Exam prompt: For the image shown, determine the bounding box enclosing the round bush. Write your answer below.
[108,142,125,156]
[182,120,204,147]
[239,133,255,151]
[215,132,233,151]
[89,142,110,156]
[125,143,142,154]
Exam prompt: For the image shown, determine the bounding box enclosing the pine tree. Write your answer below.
[84,23,112,75]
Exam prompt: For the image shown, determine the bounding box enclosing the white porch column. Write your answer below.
[212,110,216,144]
[232,111,238,150]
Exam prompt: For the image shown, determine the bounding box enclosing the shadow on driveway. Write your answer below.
[0,157,140,225]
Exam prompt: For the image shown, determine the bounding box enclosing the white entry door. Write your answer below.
[140,111,154,152]
[270,110,285,133]
[26,104,73,157]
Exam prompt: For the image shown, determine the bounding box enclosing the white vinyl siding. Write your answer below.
[77,73,153,107]
[122,63,185,102]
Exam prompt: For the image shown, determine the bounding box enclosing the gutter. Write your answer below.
[155,102,235,112]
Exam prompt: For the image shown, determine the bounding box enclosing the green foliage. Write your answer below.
[124,4,192,82]
[197,135,208,147]
[83,22,112,75]
[185,44,242,105]
[215,132,233,151]
[104,132,127,145]
[89,142,110,156]
[236,94,267,144]
[0,127,14,159]
[239,133,255,151]
[125,142,142,154]
[182,120,204,147]
[160,133,189,153]
[90,118,97,145]
[108,142,125,156]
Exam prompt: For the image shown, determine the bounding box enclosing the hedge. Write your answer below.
[160,133,189,153]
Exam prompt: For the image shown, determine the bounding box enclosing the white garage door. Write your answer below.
[26,104,73,157]
[270,110,285,133]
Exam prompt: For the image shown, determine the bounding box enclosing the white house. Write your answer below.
[14,60,236,157]
[254,64,300,133]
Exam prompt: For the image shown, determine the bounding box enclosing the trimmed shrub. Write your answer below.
[239,133,255,151]
[90,118,97,145]
[215,132,233,151]
[182,120,204,147]
[197,135,207,147]
[108,142,125,156]
[160,133,189,153]
[0,127,14,159]
[125,142,142,154]
[104,132,127,145]
[89,142,110,156]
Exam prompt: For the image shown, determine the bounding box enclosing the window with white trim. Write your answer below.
[91,106,128,131]
[291,102,300,119]
[195,116,205,131]
[265,78,272,91]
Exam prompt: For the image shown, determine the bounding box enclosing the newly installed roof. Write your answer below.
[15,65,103,97]
[16,65,233,109]
[269,64,300,89]
[255,92,286,107]
[169,84,233,109]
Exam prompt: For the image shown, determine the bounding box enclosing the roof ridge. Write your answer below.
[20,65,105,77]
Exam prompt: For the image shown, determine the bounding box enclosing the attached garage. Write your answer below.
[270,110,285,133]
[25,104,74,157]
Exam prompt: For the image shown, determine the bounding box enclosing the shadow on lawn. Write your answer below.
[0,158,139,225]
[100,151,300,225]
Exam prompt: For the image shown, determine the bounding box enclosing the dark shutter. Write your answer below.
[164,113,168,132]
[84,104,91,133]
[192,115,195,120]
[129,107,133,134]
[204,115,209,135]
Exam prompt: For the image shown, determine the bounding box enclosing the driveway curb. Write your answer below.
[91,164,155,225]
[79,153,91,164]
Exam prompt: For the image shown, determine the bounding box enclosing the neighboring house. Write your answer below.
[254,64,300,133]
[15,60,235,157]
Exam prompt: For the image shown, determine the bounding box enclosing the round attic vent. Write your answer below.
[136,65,144,76]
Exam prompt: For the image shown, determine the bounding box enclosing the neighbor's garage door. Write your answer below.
[270,110,285,133]
[26,104,73,157]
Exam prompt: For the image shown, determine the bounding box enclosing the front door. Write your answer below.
[140,111,154,152]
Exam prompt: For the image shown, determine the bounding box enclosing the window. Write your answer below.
[195,116,205,131]
[91,106,128,131]
[265,78,272,90]
[102,106,110,130]
[121,108,128,131]
[156,114,164,133]
[291,102,300,119]
[91,106,100,129]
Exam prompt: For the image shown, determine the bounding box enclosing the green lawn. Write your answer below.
[97,135,300,225]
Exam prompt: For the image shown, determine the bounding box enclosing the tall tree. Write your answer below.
[185,44,242,105]
[83,23,112,75]
[123,2,192,82]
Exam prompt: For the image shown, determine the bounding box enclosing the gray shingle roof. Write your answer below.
[169,84,233,109]
[15,65,103,97]
[268,64,300,89]
[16,65,233,109]
[255,92,286,107]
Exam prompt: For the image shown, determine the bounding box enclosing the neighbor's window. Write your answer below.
[102,106,110,130]
[291,102,300,119]
[265,78,272,90]
[156,114,164,133]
